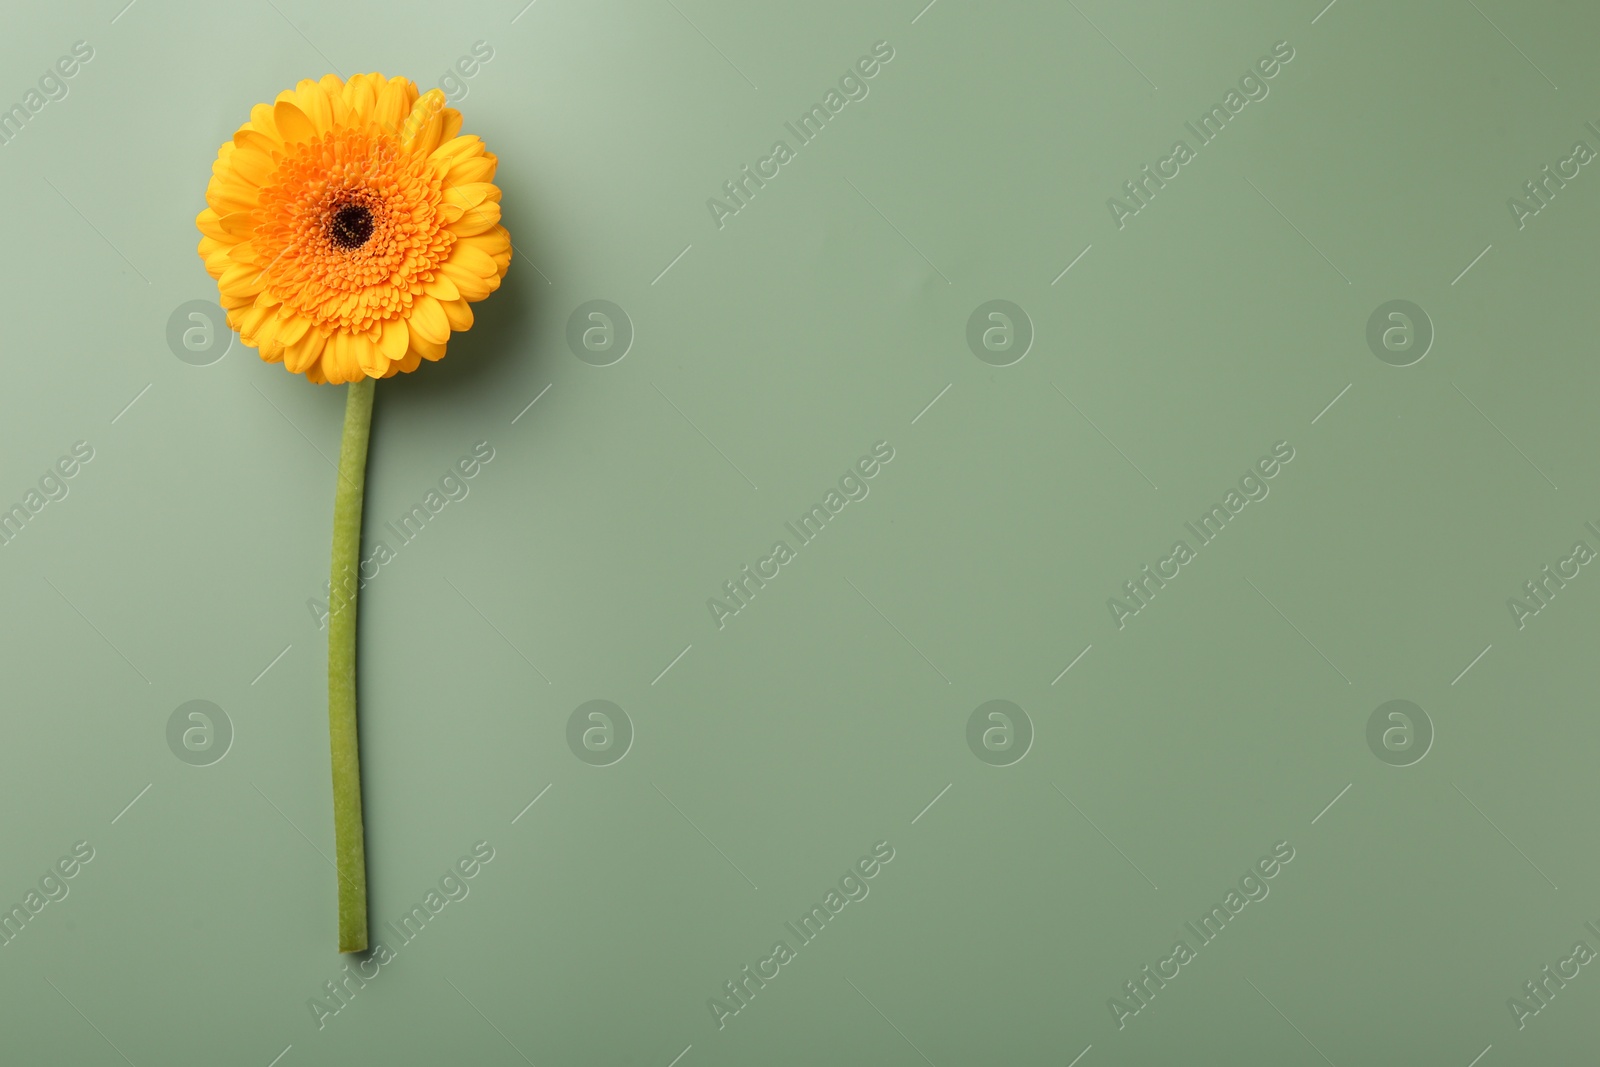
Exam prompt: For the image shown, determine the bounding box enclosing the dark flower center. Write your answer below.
[329,203,374,249]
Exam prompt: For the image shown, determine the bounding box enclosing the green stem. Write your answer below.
[329,375,375,953]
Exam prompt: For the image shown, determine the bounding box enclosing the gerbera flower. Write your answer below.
[194,74,513,953]
[195,73,510,384]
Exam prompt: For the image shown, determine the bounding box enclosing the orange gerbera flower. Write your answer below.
[195,73,510,383]
[193,73,514,952]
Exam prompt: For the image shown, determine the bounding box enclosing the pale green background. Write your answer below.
[0,0,1596,1063]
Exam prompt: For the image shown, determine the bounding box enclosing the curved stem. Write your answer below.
[329,375,375,952]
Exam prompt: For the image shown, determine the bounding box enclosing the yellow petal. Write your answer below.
[257,334,287,364]
[210,141,235,179]
[196,209,229,241]
[431,135,484,167]
[238,302,273,345]
[227,145,278,188]
[318,74,351,125]
[408,295,450,345]
[341,74,379,124]
[322,331,347,380]
[457,227,510,258]
[325,332,362,383]
[206,174,258,214]
[372,76,416,135]
[377,318,410,361]
[384,349,423,377]
[284,327,326,375]
[254,313,284,353]
[218,261,267,298]
[445,182,500,207]
[198,237,230,275]
[440,298,474,332]
[248,102,279,141]
[217,211,257,238]
[410,332,448,362]
[197,233,225,260]
[437,182,497,226]
[351,333,389,378]
[447,242,499,279]
[275,312,311,346]
[439,109,462,144]
[401,90,450,157]
[422,273,460,302]
[444,153,497,186]
[293,79,334,133]
[440,259,493,300]
[448,200,501,236]
[233,128,280,158]
[223,238,261,270]
[272,100,318,144]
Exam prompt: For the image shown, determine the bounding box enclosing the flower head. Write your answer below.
[196,74,510,383]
